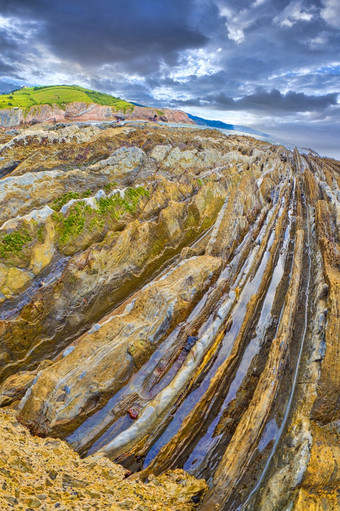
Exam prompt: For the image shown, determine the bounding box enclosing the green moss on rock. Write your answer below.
[51,190,92,212]
[0,229,32,258]
[54,186,150,247]
[97,187,150,218]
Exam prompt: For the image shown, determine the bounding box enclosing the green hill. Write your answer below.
[0,85,134,112]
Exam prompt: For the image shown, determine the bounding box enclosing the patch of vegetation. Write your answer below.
[37,225,45,243]
[0,229,32,258]
[51,190,92,212]
[156,109,165,116]
[54,202,92,244]
[103,182,117,193]
[54,186,149,245]
[196,177,211,187]
[97,187,150,219]
[0,85,135,112]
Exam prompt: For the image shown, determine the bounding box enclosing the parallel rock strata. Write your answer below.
[0,121,338,510]
[19,255,222,437]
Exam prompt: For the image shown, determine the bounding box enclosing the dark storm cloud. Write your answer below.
[0,0,209,73]
[207,89,338,113]
[0,60,16,75]
[212,0,340,82]
[1,0,339,87]
[89,77,156,105]
[171,89,338,114]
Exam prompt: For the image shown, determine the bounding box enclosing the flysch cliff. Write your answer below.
[0,119,339,511]
[0,85,194,128]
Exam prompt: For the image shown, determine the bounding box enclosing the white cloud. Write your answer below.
[252,0,267,7]
[218,5,252,44]
[308,32,329,49]
[321,0,340,28]
[0,14,39,42]
[228,26,247,44]
[274,1,315,28]
[163,48,223,83]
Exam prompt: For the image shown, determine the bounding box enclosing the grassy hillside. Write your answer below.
[0,85,134,112]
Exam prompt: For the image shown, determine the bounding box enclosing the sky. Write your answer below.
[0,0,339,159]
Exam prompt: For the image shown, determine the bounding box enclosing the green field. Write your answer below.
[0,85,134,112]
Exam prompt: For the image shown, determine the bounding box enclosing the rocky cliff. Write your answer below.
[0,102,194,128]
[0,85,194,127]
[0,121,339,510]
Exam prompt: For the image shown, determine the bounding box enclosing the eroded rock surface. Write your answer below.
[0,121,338,510]
[0,408,207,510]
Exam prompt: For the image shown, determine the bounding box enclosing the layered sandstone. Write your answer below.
[0,121,338,510]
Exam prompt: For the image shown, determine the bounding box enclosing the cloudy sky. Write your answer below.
[0,0,339,158]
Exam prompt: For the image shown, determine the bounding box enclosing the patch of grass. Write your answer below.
[156,109,165,116]
[0,229,32,258]
[37,225,45,243]
[51,190,92,212]
[103,182,117,193]
[197,177,211,187]
[54,202,92,244]
[54,186,149,245]
[0,85,134,112]
[98,186,150,219]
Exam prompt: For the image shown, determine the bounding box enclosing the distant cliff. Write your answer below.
[0,85,194,127]
[0,103,194,127]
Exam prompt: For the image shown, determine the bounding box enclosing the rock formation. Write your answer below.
[0,121,339,510]
[0,102,194,128]
[0,408,207,510]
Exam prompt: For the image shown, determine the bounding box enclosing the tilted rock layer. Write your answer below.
[0,121,339,510]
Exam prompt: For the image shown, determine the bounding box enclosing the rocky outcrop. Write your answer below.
[0,102,194,128]
[0,408,207,510]
[0,121,338,510]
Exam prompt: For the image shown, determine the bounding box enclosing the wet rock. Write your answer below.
[89,146,146,174]
[0,264,33,301]
[18,255,222,436]
[0,122,338,511]
[0,177,225,383]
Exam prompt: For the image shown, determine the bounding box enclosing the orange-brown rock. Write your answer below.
[0,121,338,511]
[18,255,222,436]
[0,408,207,510]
